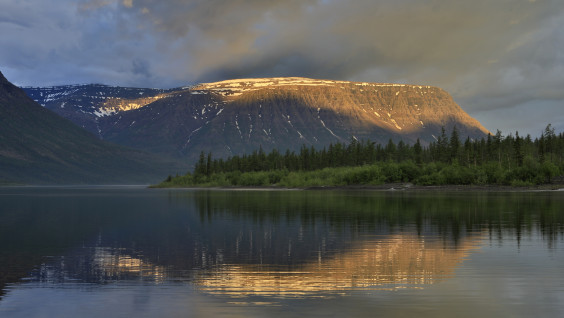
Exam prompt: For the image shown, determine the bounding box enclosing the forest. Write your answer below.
[155,124,564,188]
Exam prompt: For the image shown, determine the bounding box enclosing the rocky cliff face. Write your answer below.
[24,77,490,163]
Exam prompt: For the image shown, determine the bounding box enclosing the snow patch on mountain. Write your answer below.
[194,77,434,98]
[94,108,117,117]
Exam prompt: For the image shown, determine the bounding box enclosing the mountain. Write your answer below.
[23,77,490,163]
[0,71,186,184]
[22,84,176,137]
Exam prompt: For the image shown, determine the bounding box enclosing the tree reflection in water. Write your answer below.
[1,188,562,300]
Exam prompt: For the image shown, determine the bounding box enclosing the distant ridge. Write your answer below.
[23,77,490,164]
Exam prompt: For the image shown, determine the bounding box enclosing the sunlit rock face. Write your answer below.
[23,77,490,163]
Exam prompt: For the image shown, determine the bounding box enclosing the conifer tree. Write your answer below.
[195,151,206,176]
[437,126,449,163]
[544,124,556,162]
[449,126,460,163]
[414,138,422,164]
[514,132,523,167]
[385,139,396,161]
[539,134,546,163]
[206,152,212,176]
[462,137,472,167]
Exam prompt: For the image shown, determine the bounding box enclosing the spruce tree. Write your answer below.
[414,138,422,165]
[514,132,523,167]
[437,126,449,163]
[449,126,460,163]
[206,152,212,176]
[195,151,206,176]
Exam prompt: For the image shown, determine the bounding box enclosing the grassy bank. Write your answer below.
[152,159,562,188]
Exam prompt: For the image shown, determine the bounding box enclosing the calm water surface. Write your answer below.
[0,186,563,317]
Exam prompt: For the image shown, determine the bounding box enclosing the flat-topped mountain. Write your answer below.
[23,77,490,163]
[1,71,185,184]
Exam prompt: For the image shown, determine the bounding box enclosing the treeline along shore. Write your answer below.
[153,124,564,188]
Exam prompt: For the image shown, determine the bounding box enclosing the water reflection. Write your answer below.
[33,246,167,285]
[194,234,484,297]
[28,232,484,299]
[0,188,563,302]
[188,190,564,249]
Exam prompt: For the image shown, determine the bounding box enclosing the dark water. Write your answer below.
[0,186,563,317]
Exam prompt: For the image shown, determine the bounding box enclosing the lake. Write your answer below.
[0,186,563,317]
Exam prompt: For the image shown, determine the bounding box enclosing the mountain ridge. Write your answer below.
[22,77,490,164]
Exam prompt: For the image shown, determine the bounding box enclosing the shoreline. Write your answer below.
[151,183,564,192]
[4,183,562,192]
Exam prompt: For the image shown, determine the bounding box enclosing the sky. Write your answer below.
[1,0,563,136]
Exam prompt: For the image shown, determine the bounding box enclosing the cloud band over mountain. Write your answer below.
[1,0,563,134]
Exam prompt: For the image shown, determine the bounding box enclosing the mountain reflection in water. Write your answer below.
[1,188,562,303]
[194,234,483,297]
[30,233,483,298]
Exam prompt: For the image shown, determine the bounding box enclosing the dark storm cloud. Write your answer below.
[1,0,563,134]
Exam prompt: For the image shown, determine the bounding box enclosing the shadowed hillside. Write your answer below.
[0,71,186,184]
